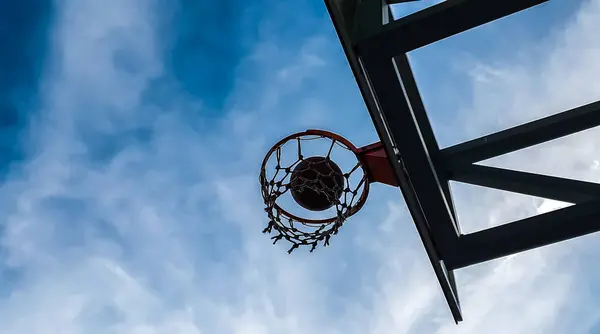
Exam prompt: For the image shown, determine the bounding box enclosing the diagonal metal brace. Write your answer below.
[449,164,600,204]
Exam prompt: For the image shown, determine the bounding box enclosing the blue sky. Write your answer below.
[1,0,600,333]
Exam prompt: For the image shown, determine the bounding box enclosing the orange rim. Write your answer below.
[260,129,370,224]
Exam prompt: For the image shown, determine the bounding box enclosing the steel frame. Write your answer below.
[325,0,600,323]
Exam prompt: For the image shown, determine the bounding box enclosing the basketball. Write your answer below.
[290,156,345,211]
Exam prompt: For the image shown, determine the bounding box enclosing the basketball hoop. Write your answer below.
[260,129,393,253]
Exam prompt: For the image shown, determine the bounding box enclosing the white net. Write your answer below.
[260,132,369,253]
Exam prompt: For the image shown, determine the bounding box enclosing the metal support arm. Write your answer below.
[450,164,600,204]
[450,199,600,269]
[441,101,600,167]
[358,0,549,53]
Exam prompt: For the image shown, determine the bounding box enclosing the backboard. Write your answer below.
[324,0,463,322]
[318,0,600,324]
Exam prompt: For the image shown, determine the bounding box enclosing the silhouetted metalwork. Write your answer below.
[323,0,600,323]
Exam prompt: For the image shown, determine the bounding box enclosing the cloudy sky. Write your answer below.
[1,0,600,333]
